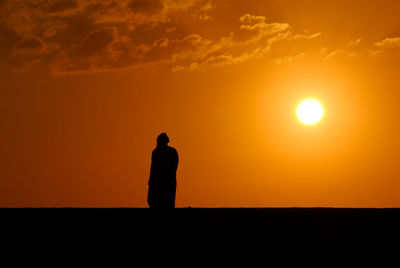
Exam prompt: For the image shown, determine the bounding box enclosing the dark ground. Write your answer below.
[2,208,400,262]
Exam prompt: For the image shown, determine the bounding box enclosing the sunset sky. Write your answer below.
[1,0,400,207]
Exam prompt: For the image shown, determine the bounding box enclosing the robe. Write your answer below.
[147,145,179,208]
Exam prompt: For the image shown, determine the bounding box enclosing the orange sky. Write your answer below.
[1,0,400,207]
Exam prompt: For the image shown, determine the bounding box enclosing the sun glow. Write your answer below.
[296,99,324,125]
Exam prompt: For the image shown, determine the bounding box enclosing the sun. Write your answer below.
[296,99,324,125]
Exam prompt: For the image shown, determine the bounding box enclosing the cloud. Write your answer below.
[374,37,400,49]
[0,0,215,72]
[51,28,212,74]
[322,38,363,61]
[317,37,400,62]
[88,0,213,29]
[1,2,323,74]
[273,53,305,65]
[52,11,321,74]
[171,14,320,72]
[12,36,59,56]
[370,37,400,56]
[9,35,59,72]
[320,37,400,60]
[239,14,267,24]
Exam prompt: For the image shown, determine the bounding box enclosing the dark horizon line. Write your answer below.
[1,206,400,209]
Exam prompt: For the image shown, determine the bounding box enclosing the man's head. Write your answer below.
[157,132,169,147]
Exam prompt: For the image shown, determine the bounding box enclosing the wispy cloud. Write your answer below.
[9,1,400,74]
[172,14,320,72]
[370,37,400,57]
[0,0,217,73]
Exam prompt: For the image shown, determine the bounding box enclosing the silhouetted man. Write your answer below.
[147,133,179,208]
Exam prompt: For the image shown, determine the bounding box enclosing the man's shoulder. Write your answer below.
[152,148,159,155]
[167,146,178,154]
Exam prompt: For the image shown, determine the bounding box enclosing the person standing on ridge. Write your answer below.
[147,133,179,208]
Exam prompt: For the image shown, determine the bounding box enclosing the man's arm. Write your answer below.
[148,150,155,186]
[173,149,179,173]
